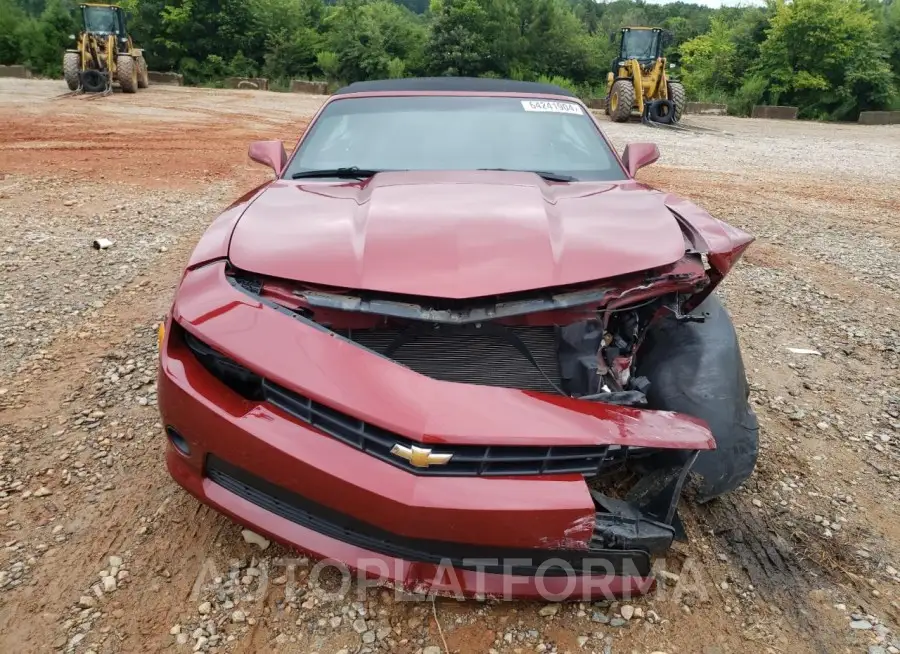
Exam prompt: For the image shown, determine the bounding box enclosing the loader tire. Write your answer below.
[647,99,675,124]
[668,81,686,123]
[136,56,149,89]
[608,80,634,123]
[63,52,80,91]
[117,55,138,93]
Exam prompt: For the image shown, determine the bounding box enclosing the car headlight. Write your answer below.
[182,328,264,401]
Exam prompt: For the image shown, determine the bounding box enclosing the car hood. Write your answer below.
[228,171,688,298]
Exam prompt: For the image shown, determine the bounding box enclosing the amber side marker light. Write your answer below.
[157,323,165,350]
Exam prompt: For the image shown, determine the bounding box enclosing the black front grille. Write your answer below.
[205,454,652,577]
[343,326,561,393]
[263,379,631,477]
[183,326,636,478]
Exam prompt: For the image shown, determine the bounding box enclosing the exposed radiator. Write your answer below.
[344,325,561,393]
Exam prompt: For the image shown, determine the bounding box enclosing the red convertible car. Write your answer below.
[157,78,757,600]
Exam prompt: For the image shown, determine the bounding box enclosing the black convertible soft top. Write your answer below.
[332,77,578,98]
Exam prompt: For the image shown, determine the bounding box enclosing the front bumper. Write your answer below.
[157,261,714,599]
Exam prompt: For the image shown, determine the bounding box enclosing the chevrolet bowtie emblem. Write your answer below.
[390,444,452,468]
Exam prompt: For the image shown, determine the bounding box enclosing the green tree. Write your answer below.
[757,0,894,119]
[884,0,900,85]
[425,0,524,77]
[17,0,77,77]
[257,0,326,80]
[679,16,738,100]
[512,0,602,83]
[0,0,27,65]
[264,28,323,80]
[425,0,494,76]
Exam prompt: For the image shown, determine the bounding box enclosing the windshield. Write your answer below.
[284,95,627,182]
[84,6,119,34]
[621,30,659,61]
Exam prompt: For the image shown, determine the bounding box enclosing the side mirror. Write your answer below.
[248,140,286,176]
[621,142,660,177]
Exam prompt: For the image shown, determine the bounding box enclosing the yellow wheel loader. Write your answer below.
[605,27,685,124]
[63,3,150,95]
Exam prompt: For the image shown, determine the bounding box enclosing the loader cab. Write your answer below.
[80,4,130,50]
[612,27,670,70]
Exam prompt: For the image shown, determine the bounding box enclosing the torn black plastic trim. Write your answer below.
[295,287,615,324]
[589,449,699,555]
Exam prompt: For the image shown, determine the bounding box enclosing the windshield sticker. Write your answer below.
[521,100,584,115]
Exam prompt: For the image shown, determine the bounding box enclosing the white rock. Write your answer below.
[109,555,123,568]
[752,498,763,508]
[231,610,246,623]
[423,647,443,654]
[577,636,589,647]
[538,604,559,617]
[33,486,52,497]
[620,605,635,620]
[198,601,212,614]
[102,575,117,592]
[240,529,270,551]
[170,625,181,635]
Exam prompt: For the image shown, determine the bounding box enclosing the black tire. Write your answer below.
[647,99,675,124]
[137,56,149,89]
[636,294,759,502]
[63,52,80,91]
[668,81,686,123]
[117,55,138,93]
[608,79,634,123]
[81,69,107,93]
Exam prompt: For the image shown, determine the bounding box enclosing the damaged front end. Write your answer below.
[230,253,711,405]
[218,244,753,569]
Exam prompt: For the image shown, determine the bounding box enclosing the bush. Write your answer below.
[536,74,579,96]
[316,51,341,82]
[386,56,406,78]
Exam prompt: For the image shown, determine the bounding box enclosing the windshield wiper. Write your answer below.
[477,168,578,182]
[291,167,385,180]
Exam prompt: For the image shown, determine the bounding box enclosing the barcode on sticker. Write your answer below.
[521,100,584,115]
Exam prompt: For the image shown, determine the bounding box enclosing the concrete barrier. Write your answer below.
[858,111,900,125]
[148,71,183,86]
[587,97,607,110]
[290,80,328,95]
[225,77,268,91]
[0,65,32,79]
[751,105,798,120]
[685,102,727,115]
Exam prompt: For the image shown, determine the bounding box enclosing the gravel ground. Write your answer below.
[0,79,899,654]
